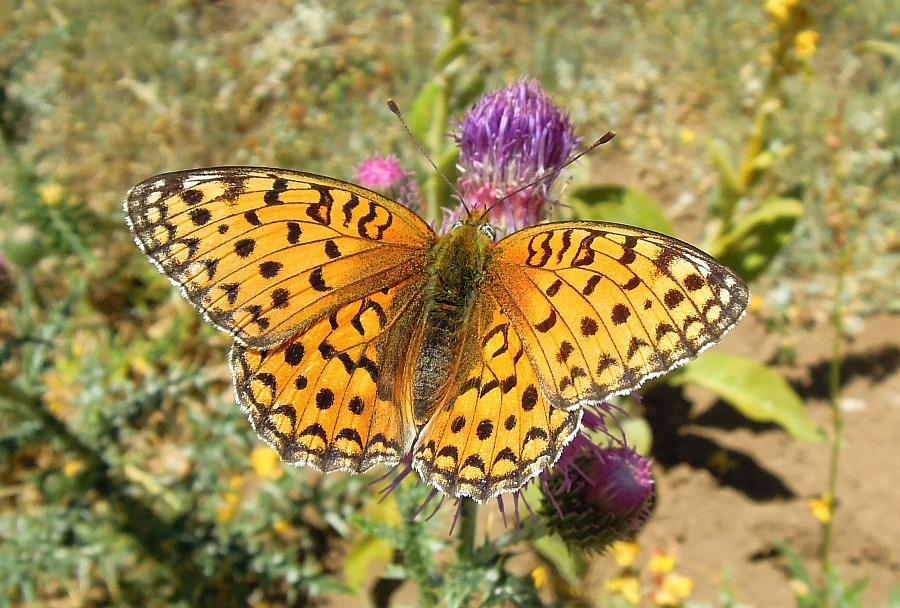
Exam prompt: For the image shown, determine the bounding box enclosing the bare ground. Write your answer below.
[591,313,900,606]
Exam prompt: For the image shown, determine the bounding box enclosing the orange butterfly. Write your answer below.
[125,168,748,502]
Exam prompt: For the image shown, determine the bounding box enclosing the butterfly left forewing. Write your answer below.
[413,292,581,503]
[125,167,435,349]
[488,221,749,409]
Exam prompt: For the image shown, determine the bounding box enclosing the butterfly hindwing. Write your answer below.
[413,292,582,502]
[125,167,435,349]
[488,221,749,409]
[231,277,425,473]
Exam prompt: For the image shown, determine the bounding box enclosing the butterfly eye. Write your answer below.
[479,224,496,241]
[452,220,464,229]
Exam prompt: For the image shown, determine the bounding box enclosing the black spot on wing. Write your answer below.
[611,303,631,325]
[583,274,602,296]
[299,423,328,442]
[310,268,330,291]
[235,238,255,258]
[189,207,211,226]
[287,222,302,245]
[535,309,557,333]
[546,278,562,297]
[182,189,203,205]
[335,428,363,449]
[324,240,341,259]
[259,260,283,279]
[243,210,261,226]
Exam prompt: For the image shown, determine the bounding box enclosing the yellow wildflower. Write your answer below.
[63,460,85,477]
[678,129,696,145]
[748,293,763,313]
[809,494,833,523]
[795,30,820,59]
[656,573,694,605]
[217,492,241,523]
[531,566,547,589]
[37,182,65,207]
[251,445,284,480]
[648,551,675,575]
[228,475,244,491]
[765,0,799,22]
[273,519,291,535]
[607,574,641,605]
[611,541,641,568]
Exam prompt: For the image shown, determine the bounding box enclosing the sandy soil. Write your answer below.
[592,313,900,606]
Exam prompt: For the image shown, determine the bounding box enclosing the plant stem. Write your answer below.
[820,96,850,605]
[457,497,477,559]
[821,258,843,581]
[425,81,450,224]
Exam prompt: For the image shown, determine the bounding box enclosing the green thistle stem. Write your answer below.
[457,497,477,559]
[424,84,450,225]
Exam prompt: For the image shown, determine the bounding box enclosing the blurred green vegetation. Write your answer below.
[1,0,897,606]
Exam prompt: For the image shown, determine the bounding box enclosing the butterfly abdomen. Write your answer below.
[411,223,492,424]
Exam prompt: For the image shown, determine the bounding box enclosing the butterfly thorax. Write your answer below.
[411,218,494,425]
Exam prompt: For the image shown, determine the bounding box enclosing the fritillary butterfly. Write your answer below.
[125,167,748,502]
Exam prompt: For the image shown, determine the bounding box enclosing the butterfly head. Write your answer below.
[452,207,497,242]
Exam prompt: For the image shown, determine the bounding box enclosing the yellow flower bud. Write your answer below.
[648,551,675,574]
[37,182,66,207]
[612,541,641,568]
[251,445,284,480]
[795,30,820,59]
[809,494,833,523]
[607,574,641,605]
[531,566,548,589]
[765,0,799,22]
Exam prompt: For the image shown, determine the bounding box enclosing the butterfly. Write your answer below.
[125,167,749,503]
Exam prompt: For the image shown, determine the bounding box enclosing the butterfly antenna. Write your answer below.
[387,99,468,215]
[483,130,616,216]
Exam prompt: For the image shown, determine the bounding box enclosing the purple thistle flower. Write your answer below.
[539,410,655,552]
[354,155,420,211]
[454,79,579,234]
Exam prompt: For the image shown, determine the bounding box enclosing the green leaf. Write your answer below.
[531,534,586,589]
[567,185,674,235]
[854,39,900,62]
[706,138,742,201]
[618,416,653,455]
[772,539,814,589]
[433,35,472,70]
[409,80,443,143]
[828,566,869,608]
[344,535,394,591]
[671,353,820,441]
[887,583,900,608]
[451,74,485,113]
[712,196,803,282]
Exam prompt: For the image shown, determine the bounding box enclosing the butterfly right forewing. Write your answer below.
[487,221,750,410]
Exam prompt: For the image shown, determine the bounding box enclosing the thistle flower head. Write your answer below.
[354,154,420,211]
[454,79,578,234]
[540,416,655,552]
